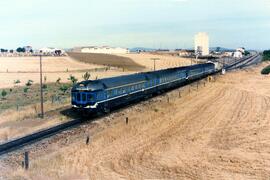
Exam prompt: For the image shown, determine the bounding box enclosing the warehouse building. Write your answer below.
[79,46,129,54]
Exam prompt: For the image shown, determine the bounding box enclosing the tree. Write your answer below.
[68,75,78,85]
[216,47,221,52]
[16,47,26,53]
[263,50,270,61]
[82,72,91,81]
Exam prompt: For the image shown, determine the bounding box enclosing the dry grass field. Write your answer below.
[1,62,270,179]
[0,56,130,89]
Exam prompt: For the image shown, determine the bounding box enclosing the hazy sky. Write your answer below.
[0,0,269,49]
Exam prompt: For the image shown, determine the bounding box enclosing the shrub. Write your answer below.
[82,72,91,81]
[261,65,270,75]
[23,87,29,93]
[1,90,7,99]
[26,80,34,87]
[56,78,61,84]
[68,75,78,85]
[42,84,48,89]
[59,85,69,94]
[14,80,21,84]
[263,50,270,61]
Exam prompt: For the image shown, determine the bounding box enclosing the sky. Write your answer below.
[0,0,269,50]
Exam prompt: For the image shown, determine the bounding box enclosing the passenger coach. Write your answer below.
[72,63,216,113]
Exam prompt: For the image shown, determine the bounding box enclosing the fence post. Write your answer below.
[24,151,29,170]
[126,117,129,125]
[86,136,90,145]
[179,91,181,98]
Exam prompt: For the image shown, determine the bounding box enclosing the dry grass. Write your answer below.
[119,53,195,71]
[0,100,71,143]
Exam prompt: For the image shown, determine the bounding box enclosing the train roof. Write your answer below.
[73,63,214,91]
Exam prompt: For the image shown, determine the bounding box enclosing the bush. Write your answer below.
[1,90,7,99]
[263,50,270,61]
[59,85,69,94]
[42,84,48,89]
[14,80,21,84]
[261,65,270,75]
[82,72,91,81]
[23,87,29,93]
[68,75,78,85]
[56,78,61,84]
[26,80,34,87]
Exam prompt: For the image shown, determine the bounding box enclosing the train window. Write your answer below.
[77,93,81,101]
[82,94,86,101]
[87,94,94,101]
[108,90,113,98]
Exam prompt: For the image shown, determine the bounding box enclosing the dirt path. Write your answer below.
[2,63,270,179]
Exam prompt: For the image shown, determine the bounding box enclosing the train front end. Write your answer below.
[71,81,103,112]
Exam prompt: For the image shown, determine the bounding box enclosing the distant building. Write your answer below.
[178,49,195,57]
[80,46,129,54]
[233,51,243,59]
[194,32,209,56]
[39,47,65,56]
[24,46,33,53]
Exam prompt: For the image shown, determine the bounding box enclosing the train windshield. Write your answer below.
[87,94,95,102]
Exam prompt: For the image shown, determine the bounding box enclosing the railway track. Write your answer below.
[0,53,261,156]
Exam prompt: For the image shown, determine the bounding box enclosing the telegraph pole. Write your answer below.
[151,58,159,71]
[39,55,44,118]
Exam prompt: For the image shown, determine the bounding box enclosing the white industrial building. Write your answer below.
[80,46,129,54]
[194,32,210,56]
[233,48,245,59]
[39,47,65,56]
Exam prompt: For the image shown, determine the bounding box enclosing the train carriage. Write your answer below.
[72,63,216,114]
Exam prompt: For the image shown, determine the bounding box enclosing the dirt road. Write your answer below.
[2,62,270,179]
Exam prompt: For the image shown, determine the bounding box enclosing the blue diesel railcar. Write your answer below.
[72,63,215,113]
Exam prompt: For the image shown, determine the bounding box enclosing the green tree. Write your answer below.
[263,50,270,61]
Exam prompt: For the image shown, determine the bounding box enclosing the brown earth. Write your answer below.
[68,52,145,71]
[1,62,270,179]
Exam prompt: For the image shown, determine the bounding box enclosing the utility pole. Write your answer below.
[39,55,44,118]
[151,58,159,71]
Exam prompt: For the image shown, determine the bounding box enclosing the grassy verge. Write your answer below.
[0,83,72,114]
